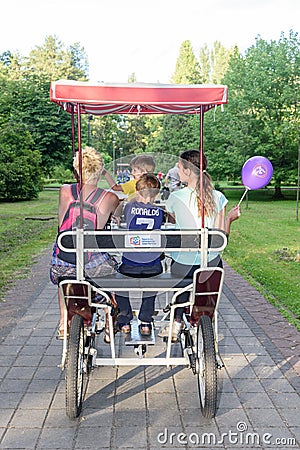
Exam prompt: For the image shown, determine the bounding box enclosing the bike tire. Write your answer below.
[197,315,217,419]
[66,314,85,419]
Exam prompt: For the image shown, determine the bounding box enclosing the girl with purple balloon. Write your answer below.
[159,149,240,341]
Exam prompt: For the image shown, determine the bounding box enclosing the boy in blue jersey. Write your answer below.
[116,173,164,336]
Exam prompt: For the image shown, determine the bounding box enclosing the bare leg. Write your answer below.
[58,288,65,331]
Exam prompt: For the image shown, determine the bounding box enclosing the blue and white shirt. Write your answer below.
[122,201,164,266]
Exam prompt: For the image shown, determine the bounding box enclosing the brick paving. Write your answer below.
[0,248,299,449]
[223,262,300,378]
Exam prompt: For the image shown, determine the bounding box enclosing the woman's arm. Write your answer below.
[224,205,241,235]
[96,191,120,229]
[214,205,240,236]
[213,208,225,231]
[58,184,72,226]
[102,169,123,192]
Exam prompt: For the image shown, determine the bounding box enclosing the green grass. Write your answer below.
[0,187,299,331]
[223,188,300,330]
[0,190,58,294]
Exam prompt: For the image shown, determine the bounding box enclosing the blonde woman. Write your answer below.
[50,147,119,338]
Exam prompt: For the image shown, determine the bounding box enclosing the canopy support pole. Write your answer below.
[77,105,83,229]
[199,105,205,229]
[199,106,208,269]
[71,106,76,155]
[76,104,85,281]
[71,107,80,183]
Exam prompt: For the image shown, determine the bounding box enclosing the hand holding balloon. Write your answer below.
[225,204,241,235]
[227,204,241,222]
[238,156,273,206]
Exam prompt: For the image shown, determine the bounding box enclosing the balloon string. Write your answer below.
[238,187,250,206]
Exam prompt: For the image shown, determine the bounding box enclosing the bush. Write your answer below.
[51,165,75,184]
[0,126,43,201]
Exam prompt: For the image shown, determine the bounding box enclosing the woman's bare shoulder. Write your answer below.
[101,189,119,202]
[59,183,73,201]
[60,183,71,191]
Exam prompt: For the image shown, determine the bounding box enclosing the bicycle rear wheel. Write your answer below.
[196,315,217,419]
[66,314,85,419]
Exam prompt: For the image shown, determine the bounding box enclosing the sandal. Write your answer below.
[120,324,131,334]
[139,323,152,336]
[104,321,119,344]
[57,327,69,340]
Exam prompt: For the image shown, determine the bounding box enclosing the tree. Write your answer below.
[25,35,88,81]
[219,31,300,195]
[149,114,200,155]
[149,40,235,160]
[0,122,43,200]
[23,36,89,173]
[128,73,137,83]
[0,75,43,200]
[199,44,210,83]
[210,41,233,84]
[170,40,202,84]
[0,36,89,183]
[1,72,73,176]
[149,41,202,157]
[68,42,89,80]
[198,41,233,84]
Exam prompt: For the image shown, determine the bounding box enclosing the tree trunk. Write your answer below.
[273,185,285,199]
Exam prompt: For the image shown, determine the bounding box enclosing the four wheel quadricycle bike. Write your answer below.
[50,81,228,420]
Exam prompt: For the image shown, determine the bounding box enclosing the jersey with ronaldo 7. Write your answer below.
[122,201,164,266]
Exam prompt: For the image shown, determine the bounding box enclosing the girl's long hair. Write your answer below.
[179,150,216,217]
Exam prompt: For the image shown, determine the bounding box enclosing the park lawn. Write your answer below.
[223,188,300,330]
[0,187,299,331]
[0,190,58,293]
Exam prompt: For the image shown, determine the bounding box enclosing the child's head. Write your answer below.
[136,173,160,203]
[130,155,155,179]
[73,147,103,183]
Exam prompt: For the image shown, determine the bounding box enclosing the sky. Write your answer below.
[1,0,299,83]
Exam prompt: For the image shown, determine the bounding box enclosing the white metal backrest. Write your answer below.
[57,228,227,281]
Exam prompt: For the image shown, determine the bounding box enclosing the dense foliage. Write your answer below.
[0,32,299,200]
[203,31,300,196]
[150,32,300,196]
[0,36,88,200]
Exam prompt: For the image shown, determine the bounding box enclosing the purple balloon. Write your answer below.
[241,156,273,190]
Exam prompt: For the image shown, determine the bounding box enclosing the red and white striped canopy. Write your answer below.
[50,80,228,115]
